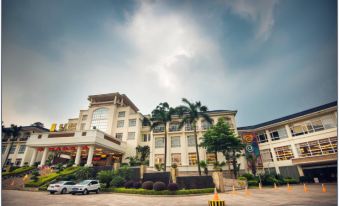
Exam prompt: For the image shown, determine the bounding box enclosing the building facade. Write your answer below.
[2,125,49,167]
[238,102,337,182]
[20,92,246,174]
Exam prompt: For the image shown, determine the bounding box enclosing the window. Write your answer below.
[80,123,86,130]
[142,134,150,142]
[171,153,181,166]
[129,119,136,127]
[296,137,337,157]
[206,153,216,164]
[185,123,193,131]
[6,159,12,165]
[153,125,165,133]
[118,111,125,118]
[322,117,336,129]
[15,159,22,166]
[127,132,135,140]
[260,149,273,162]
[117,120,124,128]
[171,137,181,147]
[169,122,180,132]
[91,108,109,132]
[18,145,26,154]
[9,145,16,154]
[274,146,294,161]
[201,120,212,130]
[116,133,123,140]
[291,117,334,137]
[154,154,164,164]
[269,128,287,141]
[187,136,196,147]
[82,115,88,121]
[256,132,268,143]
[155,137,165,148]
[188,153,197,166]
[2,145,7,154]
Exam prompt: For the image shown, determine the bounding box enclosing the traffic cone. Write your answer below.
[274,183,278,190]
[303,184,308,193]
[231,185,237,195]
[259,182,262,190]
[287,183,293,191]
[208,188,225,206]
[213,188,219,201]
[245,186,251,196]
[322,184,327,193]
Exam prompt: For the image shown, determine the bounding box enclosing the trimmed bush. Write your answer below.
[241,173,255,180]
[247,180,259,187]
[108,187,214,195]
[97,170,115,188]
[133,181,142,189]
[75,167,95,180]
[142,181,154,190]
[283,178,298,184]
[111,176,125,188]
[237,176,247,181]
[167,183,179,191]
[153,181,166,191]
[124,180,134,188]
[2,166,35,177]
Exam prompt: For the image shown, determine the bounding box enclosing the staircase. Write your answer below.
[2,177,25,190]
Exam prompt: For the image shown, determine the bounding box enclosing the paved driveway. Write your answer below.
[2,184,337,206]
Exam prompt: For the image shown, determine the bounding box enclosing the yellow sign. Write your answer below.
[50,123,57,132]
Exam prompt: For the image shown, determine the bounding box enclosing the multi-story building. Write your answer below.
[20,92,246,175]
[238,102,337,182]
[2,125,49,167]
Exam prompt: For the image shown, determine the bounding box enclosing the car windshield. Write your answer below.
[78,180,92,185]
[54,181,66,185]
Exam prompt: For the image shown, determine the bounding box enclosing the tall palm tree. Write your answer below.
[2,124,22,169]
[176,98,212,176]
[150,102,176,172]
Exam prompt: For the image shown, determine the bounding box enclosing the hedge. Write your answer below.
[2,166,35,177]
[102,187,214,195]
[25,166,81,187]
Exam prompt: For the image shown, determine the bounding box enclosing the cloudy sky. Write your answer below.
[2,0,337,128]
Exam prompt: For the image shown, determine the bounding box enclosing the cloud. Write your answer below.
[226,0,278,41]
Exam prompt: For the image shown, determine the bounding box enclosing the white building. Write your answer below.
[238,102,337,181]
[17,92,246,175]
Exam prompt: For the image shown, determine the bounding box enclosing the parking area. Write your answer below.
[2,184,337,206]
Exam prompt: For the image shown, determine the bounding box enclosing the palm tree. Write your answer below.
[176,98,212,176]
[136,145,150,165]
[150,102,176,172]
[2,124,22,169]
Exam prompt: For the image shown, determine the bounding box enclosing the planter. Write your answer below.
[140,165,147,179]
[212,172,225,192]
[170,168,178,183]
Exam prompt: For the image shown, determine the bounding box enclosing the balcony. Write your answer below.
[169,125,181,132]
[292,153,337,165]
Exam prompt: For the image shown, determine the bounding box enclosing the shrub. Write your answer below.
[142,181,154,190]
[56,163,64,173]
[247,180,259,187]
[75,167,95,180]
[241,173,255,180]
[110,187,214,195]
[124,180,134,188]
[31,170,40,182]
[237,176,247,181]
[133,181,142,189]
[153,181,166,191]
[167,183,179,191]
[116,165,131,180]
[171,163,177,169]
[66,160,74,168]
[62,174,76,181]
[284,178,299,184]
[111,176,125,188]
[97,170,115,188]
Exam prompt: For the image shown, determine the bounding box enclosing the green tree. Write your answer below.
[97,170,115,188]
[176,98,212,176]
[199,160,208,176]
[136,145,150,165]
[150,102,176,172]
[2,124,22,169]
[245,154,258,176]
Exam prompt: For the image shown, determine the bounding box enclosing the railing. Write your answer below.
[153,128,165,133]
[169,126,181,132]
[48,132,75,138]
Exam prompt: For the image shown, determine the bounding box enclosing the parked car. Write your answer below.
[70,180,100,195]
[47,181,76,194]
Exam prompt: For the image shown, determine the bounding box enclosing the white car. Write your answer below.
[47,181,76,194]
[70,180,100,195]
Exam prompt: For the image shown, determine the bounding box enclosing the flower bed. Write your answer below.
[25,166,81,187]
[2,166,35,177]
[101,187,214,195]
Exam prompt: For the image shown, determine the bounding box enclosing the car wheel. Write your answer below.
[83,189,88,195]
[61,188,67,194]
[50,191,55,195]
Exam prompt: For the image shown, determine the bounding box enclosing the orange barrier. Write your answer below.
[208,188,225,206]
[322,184,327,193]
[303,184,309,193]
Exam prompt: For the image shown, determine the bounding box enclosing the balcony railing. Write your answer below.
[169,126,181,132]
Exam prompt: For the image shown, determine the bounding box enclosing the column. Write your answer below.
[29,148,38,166]
[1,144,11,168]
[285,125,293,138]
[20,146,29,167]
[297,165,304,176]
[39,147,49,167]
[270,147,280,174]
[74,146,82,166]
[85,145,95,167]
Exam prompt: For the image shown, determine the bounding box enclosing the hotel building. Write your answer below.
[238,102,337,182]
[13,92,245,175]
